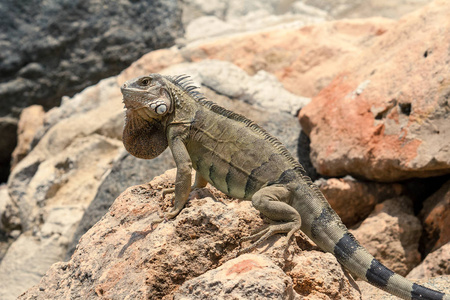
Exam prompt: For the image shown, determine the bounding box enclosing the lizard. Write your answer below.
[120,73,449,300]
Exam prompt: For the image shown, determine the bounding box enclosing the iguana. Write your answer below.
[120,73,449,300]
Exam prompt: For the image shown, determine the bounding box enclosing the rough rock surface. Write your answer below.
[289,251,361,299]
[1,78,124,300]
[419,180,450,255]
[299,0,450,181]
[350,197,422,276]
[316,176,404,227]
[0,0,183,182]
[407,242,450,279]
[10,105,45,169]
[181,17,395,98]
[174,254,298,299]
[19,170,362,299]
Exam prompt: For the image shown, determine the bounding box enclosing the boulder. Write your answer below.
[407,242,450,279]
[316,176,404,227]
[2,78,124,299]
[299,0,450,181]
[19,170,362,299]
[0,0,183,183]
[350,197,422,276]
[182,17,394,98]
[174,254,298,299]
[289,251,361,299]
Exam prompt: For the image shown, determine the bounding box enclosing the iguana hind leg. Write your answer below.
[239,185,301,255]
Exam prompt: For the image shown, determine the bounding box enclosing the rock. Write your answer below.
[0,205,84,300]
[19,170,363,299]
[0,0,183,183]
[10,105,45,170]
[358,276,450,300]
[18,170,266,299]
[0,0,182,113]
[299,0,450,181]
[3,76,124,299]
[0,116,17,182]
[350,197,422,276]
[0,184,20,262]
[316,176,404,227]
[302,0,433,19]
[174,254,299,299]
[66,149,176,259]
[419,180,450,255]
[182,17,395,98]
[289,251,361,299]
[407,243,450,279]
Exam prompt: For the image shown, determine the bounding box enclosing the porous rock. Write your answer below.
[316,176,404,227]
[289,251,361,299]
[350,197,422,276]
[19,169,362,299]
[299,0,450,181]
[407,242,450,280]
[174,254,298,300]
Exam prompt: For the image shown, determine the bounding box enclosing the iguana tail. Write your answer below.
[307,209,449,300]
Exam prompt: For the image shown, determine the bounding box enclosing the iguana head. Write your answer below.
[121,74,173,159]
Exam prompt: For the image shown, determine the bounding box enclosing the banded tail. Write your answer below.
[310,217,449,300]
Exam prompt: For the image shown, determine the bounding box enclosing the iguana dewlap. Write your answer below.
[120,74,449,300]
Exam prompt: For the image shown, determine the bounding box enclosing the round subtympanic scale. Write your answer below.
[156,104,167,114]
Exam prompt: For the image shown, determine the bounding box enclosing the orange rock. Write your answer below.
[182,18,394,97]
[299,0,450,181]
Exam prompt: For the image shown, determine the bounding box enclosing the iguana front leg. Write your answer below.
[161,170,208,196]
[239,185,302,254]
[151,137,193,225]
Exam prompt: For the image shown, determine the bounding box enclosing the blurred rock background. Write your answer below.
[1,0,449,299]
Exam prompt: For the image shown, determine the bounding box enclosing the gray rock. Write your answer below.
[0,0,183,182]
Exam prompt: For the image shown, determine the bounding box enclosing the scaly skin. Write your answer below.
[120,74,449,300]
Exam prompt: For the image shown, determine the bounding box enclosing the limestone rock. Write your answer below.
[19,170,362,299]
[289,251,361,299]
[10,105,45,170]
[182,17,394,98]
[350,197,422,276]
[299,0,450,181]
[316,176,404,227]
[407,243,450,280]
[174,254,299,299]
[3,77,124,299]
[0,205,84,300]
[419,180,450,255]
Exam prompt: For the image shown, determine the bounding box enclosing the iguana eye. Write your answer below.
[140,78,151,86]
